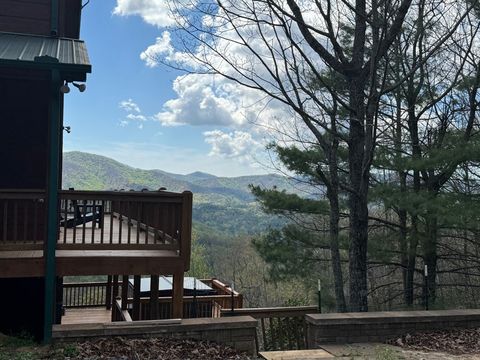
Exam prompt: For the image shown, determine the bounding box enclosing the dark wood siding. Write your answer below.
[0,69,50,189]
[0,0,51,36]
[0,0,82,38]
[58,0,82,39]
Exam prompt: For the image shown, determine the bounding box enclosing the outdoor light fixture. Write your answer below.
[72,82,86,92]
[60,82,86,94]
[59,83,70,94]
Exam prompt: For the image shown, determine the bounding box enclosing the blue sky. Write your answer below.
[63,0,271,177]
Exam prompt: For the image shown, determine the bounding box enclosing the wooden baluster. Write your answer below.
[100,200,105,244]
[91,199,96,244]
[13,202,17,242]
[23,202,28,242]
[82,200,87,244]
[118,203,123,244]
[136,205,141,244]
[2,201,7,243]
[109,201,114,244]
[127,202,131,244]
[62,198,68,244]
[261,318,267,350]
[33,199,38,244]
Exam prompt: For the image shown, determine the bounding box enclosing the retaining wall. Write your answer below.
[306,309,480,346]
[53,316,257,354]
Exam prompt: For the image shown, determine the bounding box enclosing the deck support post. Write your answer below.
[112,275,119,304]
[150,275,159,320]
[172,271,184,319]
[121,275,129,311]
[106,275,112,310]
[43,68,62,344]
[133,275,141,320]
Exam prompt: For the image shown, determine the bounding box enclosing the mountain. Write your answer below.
[62,151,290,235]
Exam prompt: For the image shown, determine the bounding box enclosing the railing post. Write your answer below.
[150,275,159,320]
[180,191,192,267]
[172,270,184,319]
[121,275,129,311]
[43,68,62,344]
[105,275,112,310]
[132,275,141,320]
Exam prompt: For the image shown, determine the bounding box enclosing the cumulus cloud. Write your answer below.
[113,0,175,28]
[119,99,141,113]
[204,130,261,160]
[140,32,173,68]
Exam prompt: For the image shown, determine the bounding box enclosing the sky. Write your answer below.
[63,0,273,177]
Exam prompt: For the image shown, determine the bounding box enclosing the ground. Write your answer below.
[2,329,480,359]
[0,335,255,360]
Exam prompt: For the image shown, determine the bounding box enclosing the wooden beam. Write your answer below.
[112,275,119,303]
[150,275,159,320]
[132,275,141,320]
[121,275,129,311]
[105,275,112,310]
[172,271,184,319]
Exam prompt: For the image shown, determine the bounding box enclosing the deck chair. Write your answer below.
[60,200,102,229]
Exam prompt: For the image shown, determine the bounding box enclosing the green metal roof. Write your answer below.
[0,32,91,79]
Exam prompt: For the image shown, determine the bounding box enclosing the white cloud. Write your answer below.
[113,0,175,28]
[119,99,141,113]
[204,130,261,160]
[127,113,147,122]
[140,32,173,68]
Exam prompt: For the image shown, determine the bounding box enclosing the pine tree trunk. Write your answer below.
[329,193,347,312]
[348,78,369,312]
[405,213,419,306]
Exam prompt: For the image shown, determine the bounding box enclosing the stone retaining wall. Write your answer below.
[52,316,257,354]
[306,309,480,346]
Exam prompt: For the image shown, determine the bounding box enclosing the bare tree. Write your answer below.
[154,0,475,311]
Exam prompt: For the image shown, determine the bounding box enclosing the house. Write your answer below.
[0,0,192,342]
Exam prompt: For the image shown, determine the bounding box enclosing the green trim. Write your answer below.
[43,69,61,344]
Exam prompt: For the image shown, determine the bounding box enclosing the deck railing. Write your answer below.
[0,190,46,248]
[221,306,319,351]
[0,189,192,258]
[58,190,191,254]
[63,281,111,308]
[129,294,243,320]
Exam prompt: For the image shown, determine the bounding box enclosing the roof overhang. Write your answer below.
[0,32,91,82]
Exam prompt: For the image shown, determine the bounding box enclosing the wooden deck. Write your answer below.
[62,307,111,325]
[0,189,192,278]
[57,214,176,247]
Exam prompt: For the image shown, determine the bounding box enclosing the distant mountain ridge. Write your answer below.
[62,151,290,235]
[62,151,292,203]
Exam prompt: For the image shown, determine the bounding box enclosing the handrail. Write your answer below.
[59,189,184,201]
[220,306,318,318]
[112,298,132,322]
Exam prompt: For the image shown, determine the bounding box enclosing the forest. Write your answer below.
[154,0,480,313]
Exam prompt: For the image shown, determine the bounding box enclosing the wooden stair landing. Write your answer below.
[62,308,112,325]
